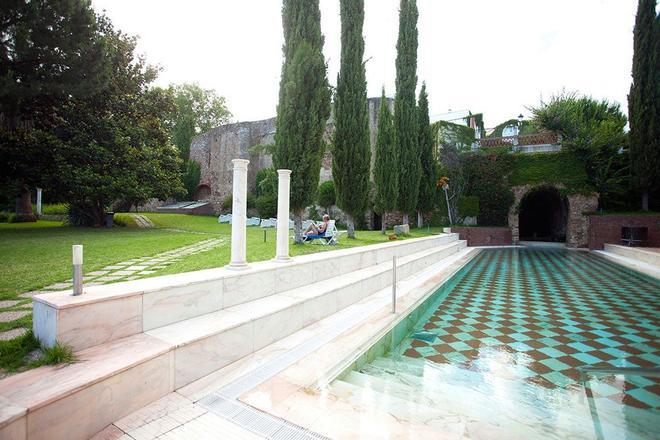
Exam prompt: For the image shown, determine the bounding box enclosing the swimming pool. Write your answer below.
[332,248,659,439]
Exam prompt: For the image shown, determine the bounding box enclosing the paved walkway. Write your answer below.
[131,214,155,228]
[0,238,226,342]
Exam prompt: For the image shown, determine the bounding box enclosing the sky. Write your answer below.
[92,0,643,129]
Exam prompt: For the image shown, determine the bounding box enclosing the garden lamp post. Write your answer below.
[443,183,452,226]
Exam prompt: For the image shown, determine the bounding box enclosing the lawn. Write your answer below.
[0,213,441,371]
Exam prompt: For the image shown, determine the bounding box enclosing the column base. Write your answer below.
[226,262,250,271]
[272,256,292,263]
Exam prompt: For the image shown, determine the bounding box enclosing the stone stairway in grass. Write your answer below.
[0,233,470,439]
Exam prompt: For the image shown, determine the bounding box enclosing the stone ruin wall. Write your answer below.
[190,97,394,216]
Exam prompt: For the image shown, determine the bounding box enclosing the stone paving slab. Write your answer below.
[19,290,49,298]
[88,270,110,276]
[0,310,30,322]
[0,327,29,341]
[43,282,72,290]
[0,300,21,308]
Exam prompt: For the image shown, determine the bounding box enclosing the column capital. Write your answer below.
[232,158,250,169]
[277,169,292,177]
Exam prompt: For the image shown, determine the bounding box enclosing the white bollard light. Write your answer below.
[274,169,292,262]
[36,188,43,215]
[227,159,250,270]
[72,245,83,296]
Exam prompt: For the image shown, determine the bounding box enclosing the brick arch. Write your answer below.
[194,184,212,201]
[508,184,598,248]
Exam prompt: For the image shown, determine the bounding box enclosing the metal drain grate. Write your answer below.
[199,393,330,440]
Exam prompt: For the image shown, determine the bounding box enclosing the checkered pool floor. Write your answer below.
[401,248,660,409]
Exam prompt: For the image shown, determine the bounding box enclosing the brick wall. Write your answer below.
[453,226,512,246]
[587,215,660,250]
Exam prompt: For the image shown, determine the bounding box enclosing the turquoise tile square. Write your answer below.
[539,346,565,358]
[572,352,601,365]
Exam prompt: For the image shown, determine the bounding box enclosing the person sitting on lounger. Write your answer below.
[304,214,330,236]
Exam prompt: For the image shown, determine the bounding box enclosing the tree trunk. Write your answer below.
[642,191,649,211]
[15,183,37,222]
[346,215,355,239]
[381,213,387,234]
[417,211,424,228]
[402,213,409,225]
[293,209,303,244]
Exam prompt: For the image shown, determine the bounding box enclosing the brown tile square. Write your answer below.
[473,323,489,330]
[404,348,421,358]
[411,339,429,348]
[527,375,557,389]
[620,394,651,409]
[589,350,616,361]
[438,334,459,344]
[553,335,573,344]
[525,340,545,349]
[423,322,438,331]
[499,327,516,335]
[431,344,454,354]
[560,368,581,381]
[469,330,487,339]
[426,354,450,364]
[524,331,544,340]
[526,349,550,361]
[627,356,656,368]
[527,361,552,374]
[582,340,607,350]
[495,335,515,344]
[465,339,482,349]
[557,355,583,367]
[461,349,479,360]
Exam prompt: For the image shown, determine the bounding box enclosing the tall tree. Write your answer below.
[628,0,659,211]
[274,0,331,243]
[52,17,184,225]
[167,83,232,161]
[332,0,370,238]
[373,89,398,233]
[416,83,436,227]
[394,0,420,225]
[0,0,108,220]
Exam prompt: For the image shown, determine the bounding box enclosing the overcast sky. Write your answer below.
[92,0,644,129]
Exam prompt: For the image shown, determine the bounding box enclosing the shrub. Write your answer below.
[255,168,278,197]
[221,195,232,213]
[465,152,514,226]
[307,206,321,221]
[247,194,256,210]
[458,196,480,218]
[42,203,69,215]
[317,180,336,211]
[0,212,9,223]
[256,193,277,218]
[182,160,201,199]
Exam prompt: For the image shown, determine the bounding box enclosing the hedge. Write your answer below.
[509,151,591,193]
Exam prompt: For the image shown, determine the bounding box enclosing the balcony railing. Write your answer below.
[477,132,560,148]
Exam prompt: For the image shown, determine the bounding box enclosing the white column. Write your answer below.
[227,159,250,270]
[274,169,292,262]
[36,188,42,215]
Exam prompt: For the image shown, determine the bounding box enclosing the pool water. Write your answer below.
[334,248,659,439]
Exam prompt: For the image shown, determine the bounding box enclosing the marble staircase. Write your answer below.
[1,233,467,439]
[593,244,660,279]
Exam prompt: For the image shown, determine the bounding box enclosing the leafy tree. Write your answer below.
[167,83,232,160]
[182,160,201,200]
[531,91,627,209]
[317,180,336,213]
[394,0,420,224]
[255,168,278,197]
[274,0,331,243]
[52,17,184,225]
[373,90,397,233]
[628,0,659,211]
[0,0,108,221]
[332,0,370,238]
[416,83,436,226]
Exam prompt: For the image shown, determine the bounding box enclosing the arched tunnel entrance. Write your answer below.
[519,186,568,242]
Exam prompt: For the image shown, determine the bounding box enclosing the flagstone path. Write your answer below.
[0,237,226,342]
[131,213,155,228]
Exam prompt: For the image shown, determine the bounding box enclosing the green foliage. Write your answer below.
[183,161,201,199]
[509,151,592,192]
[417,84,436,213]
[247,194,256,210]
[394,0,420,214]
[166,83,232,160]
[317,180,336,211]
[255,194,278,218]
[531,91,627,207]
[0,330,41,372]
[332,0,370,232]
[30,341,76,368]
[464,152,514,226]
[374,90,398,214]
[458,196,480,218]
[255,168,278,197]
[221,195,233,212]
[628,0,660,209]
[41,203,69,216]
[0,212,8,223]
[432,120,475,150]
[274,0,331,225]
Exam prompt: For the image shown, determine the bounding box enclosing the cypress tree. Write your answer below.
[374,89,398,233]
[416,83,436,227]
[274,0,331,242]
[628,0,659,211]
[333,0,370,238]
[394,0,420,225]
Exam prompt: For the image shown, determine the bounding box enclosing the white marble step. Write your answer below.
[593,250,660,280]
[146,240,467,389]
[603,244,660,267]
